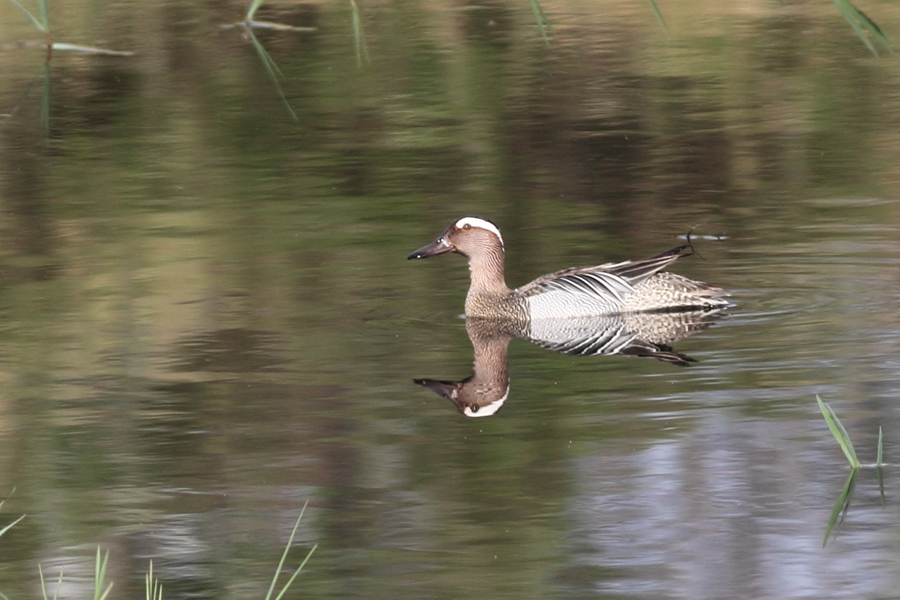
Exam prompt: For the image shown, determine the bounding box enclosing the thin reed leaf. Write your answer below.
[265,501,315,600]
[246,28,298,121]
[349,0,370,66]
[646,0,667,37]
[8,0,48,33]
[816,395,860,468]
[146,561,162,600]
[877,426,883,467]
[93,547,113,600]
[274,544,316,600]
[39,565,47,600]
[831,0,891,56]
[39,565,63,600]
[246,0,267,21]
[0,489,23,538]
[50,43,134,55]
[233,21,315,32]
[0,514,25,538]
[37,0,48,34]
[823,467,857,547]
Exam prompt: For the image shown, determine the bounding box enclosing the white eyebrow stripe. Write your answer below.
[455,217,504,247]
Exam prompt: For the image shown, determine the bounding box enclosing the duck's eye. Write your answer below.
[462,224,471,230]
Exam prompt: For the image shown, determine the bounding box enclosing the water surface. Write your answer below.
[2,1,900,598]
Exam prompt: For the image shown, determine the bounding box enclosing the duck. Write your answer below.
[408,216,729,320]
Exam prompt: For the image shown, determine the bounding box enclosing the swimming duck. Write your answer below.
[408,216,729,319]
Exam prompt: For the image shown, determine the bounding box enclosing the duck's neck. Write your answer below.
[467,246,509,295]
[464,246,513,318]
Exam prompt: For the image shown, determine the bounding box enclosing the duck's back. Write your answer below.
[517,245,729,318]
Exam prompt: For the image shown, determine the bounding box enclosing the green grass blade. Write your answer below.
[39,566,63,600]
[274,544,317,600]
[0,488,12,511]
[349,0,370,66]
[52,569,63,600]
[265,501,314,600]
[8,0,48,33]
[0,514,25,538]
[816,395,860,468]
[39,565,48,600]
[94,547,113,600]
[245,28,298,121]
[823,467,857,547]
[646,0,667,37]
[527,0,552,45]
[830,0,891,56]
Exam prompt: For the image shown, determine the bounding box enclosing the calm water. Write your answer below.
[2,0,900,598]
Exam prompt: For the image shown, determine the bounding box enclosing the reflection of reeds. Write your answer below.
[823,468,857,547]
[646,0,667,37]
[222,0,318,121]
[246,27,299,121]
[528,0,551,44]
[350,0,369,67]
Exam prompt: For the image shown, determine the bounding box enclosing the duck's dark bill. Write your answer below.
[408,237,454,259]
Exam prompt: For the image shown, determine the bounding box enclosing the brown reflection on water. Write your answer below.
[417,308,726,417]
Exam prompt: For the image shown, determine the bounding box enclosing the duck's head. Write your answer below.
[407,216,504,260]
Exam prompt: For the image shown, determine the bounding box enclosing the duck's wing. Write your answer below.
[599,244,691,284]
[516,245,691,299]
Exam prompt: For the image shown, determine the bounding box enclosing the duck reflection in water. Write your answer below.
[414,310,726,417]
[410,216,730,417]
